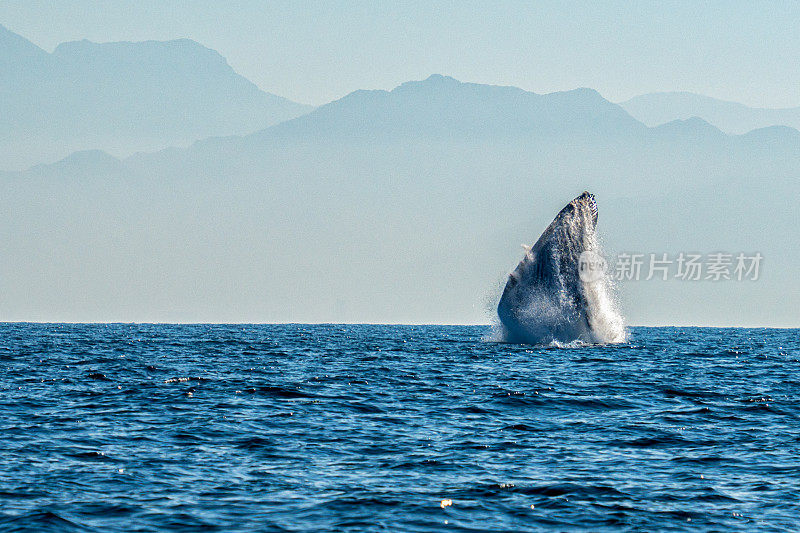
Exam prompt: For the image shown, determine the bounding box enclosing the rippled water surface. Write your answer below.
[1,324,799,531]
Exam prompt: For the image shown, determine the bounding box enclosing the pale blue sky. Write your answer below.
[1,0,798,108]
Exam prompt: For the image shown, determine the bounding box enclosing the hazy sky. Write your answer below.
[1,0,798,108]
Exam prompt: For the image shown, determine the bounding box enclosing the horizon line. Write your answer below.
[0,321,797,330]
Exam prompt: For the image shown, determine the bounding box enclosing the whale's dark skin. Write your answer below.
[497,192,599,343]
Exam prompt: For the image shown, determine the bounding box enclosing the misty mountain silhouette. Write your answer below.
[648,117,727,140]
[0,25,312,170]
[621,92,800,135]
[0,23,49,72]
[260,74,646,141]
[2,74,798,325]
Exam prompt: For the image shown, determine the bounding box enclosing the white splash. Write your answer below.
[579,225,627,344]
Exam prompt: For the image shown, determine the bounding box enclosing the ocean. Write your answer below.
[1,323,798,532]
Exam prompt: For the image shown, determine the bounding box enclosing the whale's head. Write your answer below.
[497,191,625,344]
[549,191,598,261]
[558,191,598,230]
[498,192,592,340]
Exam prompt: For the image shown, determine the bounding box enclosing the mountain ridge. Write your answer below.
[2,75,797,324]
[253,74,647,143]
[0,25,314,170]
[14,75,800,174]
[620,91,800,134]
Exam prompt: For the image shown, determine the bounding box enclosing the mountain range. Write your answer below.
[0,25,312,170]
[620,92,800,135]
[1,23,798,325]
[2,71,797,325]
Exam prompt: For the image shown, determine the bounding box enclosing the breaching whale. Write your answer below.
[497,191,625,344]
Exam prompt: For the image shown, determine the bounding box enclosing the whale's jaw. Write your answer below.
[496,191,616,345]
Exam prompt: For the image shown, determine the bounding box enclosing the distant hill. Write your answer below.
[0,25,313,170]
[620,92,800,134]
[1,76,798,325]
[263,74,646,140]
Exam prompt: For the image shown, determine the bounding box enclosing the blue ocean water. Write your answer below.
[1,324,799,532]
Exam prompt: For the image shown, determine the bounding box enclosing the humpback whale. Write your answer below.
[497,192,625,344]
